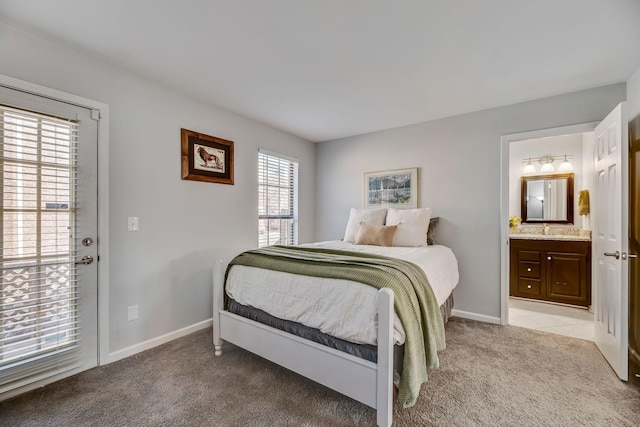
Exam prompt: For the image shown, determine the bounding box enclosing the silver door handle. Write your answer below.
[604,251,620,259]
[622,252,637,260]
[75,255,94,265]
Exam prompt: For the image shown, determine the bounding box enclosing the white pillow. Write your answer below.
[385,208,432,247]
[343,208,387,243]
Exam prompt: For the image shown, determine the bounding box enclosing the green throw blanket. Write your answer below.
[226,245,445,408]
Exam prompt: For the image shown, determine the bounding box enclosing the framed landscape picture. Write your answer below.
[181,128,234,185]
[363,168,418,209]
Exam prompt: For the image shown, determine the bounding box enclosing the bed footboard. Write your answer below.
[212,259,393,427]
[212,260,225,356]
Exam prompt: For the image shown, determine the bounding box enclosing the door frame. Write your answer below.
[500,122,599,325]
[0,74,110,364]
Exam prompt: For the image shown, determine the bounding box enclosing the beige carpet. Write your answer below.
[1,318,639,426]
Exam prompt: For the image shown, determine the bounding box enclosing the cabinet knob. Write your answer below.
[527,267,532,272]
[547,256,552,261]
[527,285,532,289]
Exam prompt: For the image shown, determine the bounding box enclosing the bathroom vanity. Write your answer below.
[509,235,591,307]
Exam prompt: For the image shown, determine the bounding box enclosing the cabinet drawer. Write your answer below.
[518,262,540,278]
[517,278,542,296]
[518,250,541,262]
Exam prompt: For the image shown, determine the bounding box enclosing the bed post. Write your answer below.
[212,259,225,356]
[376,288,394,427]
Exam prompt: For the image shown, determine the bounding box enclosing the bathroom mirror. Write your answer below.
[520,173,574,224]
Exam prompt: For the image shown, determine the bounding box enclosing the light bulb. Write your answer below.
[540,159,554,173]
[522,159,536,174]
[558,156,573,172]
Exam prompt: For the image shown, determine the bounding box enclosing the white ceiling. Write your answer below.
[1,0,639,142]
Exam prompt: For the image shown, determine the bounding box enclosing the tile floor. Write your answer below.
[508,297,594,341]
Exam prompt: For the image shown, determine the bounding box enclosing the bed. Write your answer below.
[212,210,459,427]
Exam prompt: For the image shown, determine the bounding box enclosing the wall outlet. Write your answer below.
[127,305,139,321]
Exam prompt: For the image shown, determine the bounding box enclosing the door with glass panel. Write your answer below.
[0,85,98,394]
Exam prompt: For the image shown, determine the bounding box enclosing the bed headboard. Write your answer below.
[427,217,439,245]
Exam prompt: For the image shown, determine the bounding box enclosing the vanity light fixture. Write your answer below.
[522,158,536,174]
[521,154,573,174]
[558,155,573,172]
[540,158,555,173]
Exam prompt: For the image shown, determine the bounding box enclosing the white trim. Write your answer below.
[0,364,91,401]
[0,75,105,111]
[108,319,213,364]
[0,74,111,367]
[499,122,599,326]
[451,309,501,325]
[97,106,110,365]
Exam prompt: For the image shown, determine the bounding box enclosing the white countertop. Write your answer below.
[509,234,591,242]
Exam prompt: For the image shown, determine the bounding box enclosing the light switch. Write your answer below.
[128,216,139,231]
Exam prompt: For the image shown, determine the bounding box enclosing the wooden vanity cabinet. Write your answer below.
[509,239,591,307]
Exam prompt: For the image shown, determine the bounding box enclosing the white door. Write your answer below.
[0,85,98,394]
[593,102,629,380]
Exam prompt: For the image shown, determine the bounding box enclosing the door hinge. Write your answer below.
[91,109,101,120]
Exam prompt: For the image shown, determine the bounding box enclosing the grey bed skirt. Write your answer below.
[227,293,454,363]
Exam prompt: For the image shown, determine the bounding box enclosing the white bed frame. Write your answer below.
[212,260,395,427]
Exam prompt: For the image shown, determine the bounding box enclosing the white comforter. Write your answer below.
[225,241,459,346]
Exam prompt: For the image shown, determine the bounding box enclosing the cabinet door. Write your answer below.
[546,251,588,305]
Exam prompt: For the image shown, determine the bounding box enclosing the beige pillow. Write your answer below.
[355,222,398,247]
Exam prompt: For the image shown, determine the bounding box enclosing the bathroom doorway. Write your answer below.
[501,124,597,341]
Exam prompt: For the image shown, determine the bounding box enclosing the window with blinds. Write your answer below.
[0,105,79,382]
[258,150,298,247]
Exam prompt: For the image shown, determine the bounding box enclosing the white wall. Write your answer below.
[316,84,626,320]
[508,133,586,225]
[0,22,316,354]
[629,67,640,120]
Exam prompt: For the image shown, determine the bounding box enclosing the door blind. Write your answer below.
[0,105,80,391]
[258,150,298,247]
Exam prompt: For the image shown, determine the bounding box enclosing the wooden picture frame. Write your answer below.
[181,128,234,185]
[363,168,418,209]
[520,172,574,224]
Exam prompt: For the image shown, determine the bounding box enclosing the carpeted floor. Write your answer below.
[1,318,639,426]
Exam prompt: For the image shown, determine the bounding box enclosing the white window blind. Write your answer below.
[1,105,79,391]
[258,150,298,247]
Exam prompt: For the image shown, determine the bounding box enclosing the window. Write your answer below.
[1,105,78,374]
[258,150,298,247]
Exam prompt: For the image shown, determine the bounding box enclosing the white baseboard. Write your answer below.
[108,318,212,364]
[451,309,501,325]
